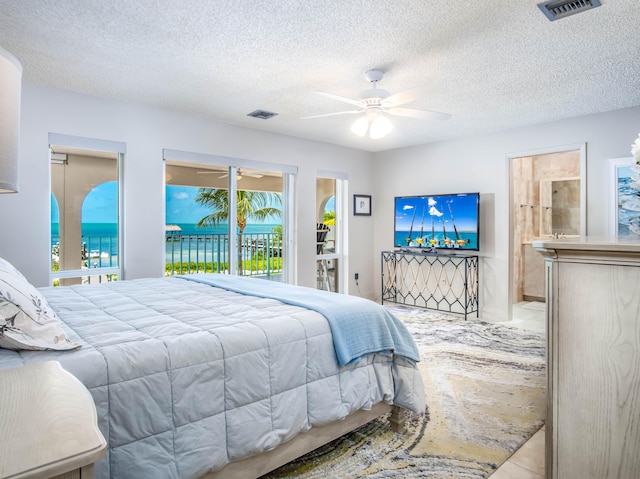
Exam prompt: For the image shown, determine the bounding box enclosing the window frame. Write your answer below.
[48,133,125,286]
[317,170,348,293]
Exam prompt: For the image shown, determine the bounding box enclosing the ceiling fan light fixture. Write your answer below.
[350,110,393,139]
[350,116,369,137]
[369,113,393,139]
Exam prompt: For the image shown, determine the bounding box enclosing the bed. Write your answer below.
[0,259,425,479]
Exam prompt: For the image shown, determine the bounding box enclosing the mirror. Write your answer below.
[539,177,580,236]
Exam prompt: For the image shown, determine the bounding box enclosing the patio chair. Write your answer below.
[316,223,330,291]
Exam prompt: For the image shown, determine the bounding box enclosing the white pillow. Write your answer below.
[0,257,80,351]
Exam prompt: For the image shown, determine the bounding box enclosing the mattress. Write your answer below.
[0,276,424,479]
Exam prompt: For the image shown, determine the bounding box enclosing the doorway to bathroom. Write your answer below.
[508,144,586,322]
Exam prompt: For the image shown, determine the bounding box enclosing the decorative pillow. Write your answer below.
[0,256,81,351]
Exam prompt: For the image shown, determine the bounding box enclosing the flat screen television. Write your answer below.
[394,193,480,251]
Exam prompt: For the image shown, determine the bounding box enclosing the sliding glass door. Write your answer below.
[163,150,296,282]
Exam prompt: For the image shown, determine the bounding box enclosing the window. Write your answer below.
[49,134,124,286]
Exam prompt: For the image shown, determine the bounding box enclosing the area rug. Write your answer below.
[261,306,546,478]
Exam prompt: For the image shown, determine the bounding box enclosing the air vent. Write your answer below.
[538,0,600,22]
[537,0,601,21]
[247,109,278,120]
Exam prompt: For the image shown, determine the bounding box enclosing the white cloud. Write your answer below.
[429,206,443,217]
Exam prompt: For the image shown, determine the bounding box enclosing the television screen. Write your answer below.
[394,193,480,251]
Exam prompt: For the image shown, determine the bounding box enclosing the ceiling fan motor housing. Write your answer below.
[361,69,389,104]
[359,89,390,103]
[364,69,384,83]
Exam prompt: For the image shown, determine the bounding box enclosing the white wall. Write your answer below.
[373,105,640,320]
[0,83,375,291]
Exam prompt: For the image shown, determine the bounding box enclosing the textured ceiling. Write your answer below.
[1,0,639,152]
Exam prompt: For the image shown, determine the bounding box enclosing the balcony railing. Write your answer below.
[165,232,282,277]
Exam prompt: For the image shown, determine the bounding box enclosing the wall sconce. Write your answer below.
[0,46,22,193]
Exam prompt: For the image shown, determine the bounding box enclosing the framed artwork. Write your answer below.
[608,156,638,235]
[353,194,371,216]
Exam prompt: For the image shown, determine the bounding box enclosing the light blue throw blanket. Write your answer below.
[176,274,420,366]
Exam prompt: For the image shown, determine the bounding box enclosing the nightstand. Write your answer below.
[0,361,107,479]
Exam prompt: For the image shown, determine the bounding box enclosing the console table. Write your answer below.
[0,361,106,479]
[533,236,640,479]
[381,250,479,319]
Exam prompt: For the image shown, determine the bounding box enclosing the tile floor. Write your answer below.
[489,301,546,478]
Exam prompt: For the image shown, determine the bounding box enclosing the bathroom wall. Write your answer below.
[548,178,580,235]
[512,150,581,302]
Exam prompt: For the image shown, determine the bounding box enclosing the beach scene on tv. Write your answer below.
[394,193,479,250]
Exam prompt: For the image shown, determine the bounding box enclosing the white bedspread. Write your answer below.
[0,277,425,479]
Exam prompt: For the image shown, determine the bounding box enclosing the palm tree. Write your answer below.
[323,210,336,226]
[195,188,282,274]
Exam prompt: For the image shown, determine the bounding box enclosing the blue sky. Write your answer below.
[326,196,334,212]
[52,184,333,223]
[51,182,119,223]
[395,194,478,231]
[166,186,222,223]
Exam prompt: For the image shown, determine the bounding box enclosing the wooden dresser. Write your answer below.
[0,361,106,479]
[533,236,640,479]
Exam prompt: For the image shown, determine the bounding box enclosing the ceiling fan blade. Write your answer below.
[387,107,452,121]
[313,91,364,107]
[302,110,362,119]
[382,86,430,108]
[196,170,225,175]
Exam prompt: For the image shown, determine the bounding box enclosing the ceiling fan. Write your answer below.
[304,69,452,139]
[196,168,264,179]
